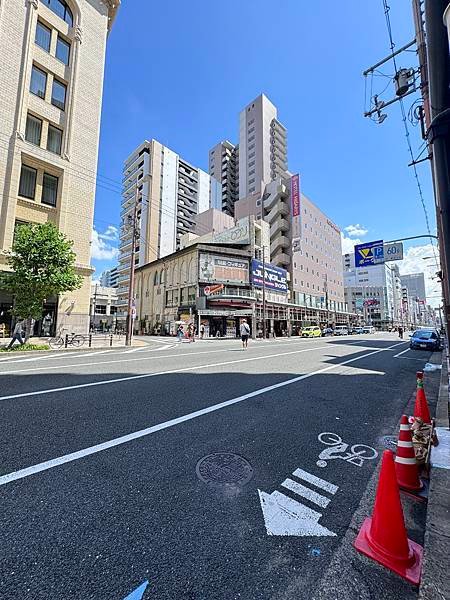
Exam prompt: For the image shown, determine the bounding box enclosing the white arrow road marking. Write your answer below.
[258,490,337,537]
[259,468,339,537]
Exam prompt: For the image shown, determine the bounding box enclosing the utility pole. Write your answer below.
[125,186,139,346]
[424,0,450,333]
[92,283,98,331]
[262,246,267,339]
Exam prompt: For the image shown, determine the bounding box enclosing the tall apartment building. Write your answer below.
[208,140,239,216]
[100,266,118,288]
[0,0,119,335]
[118,139,222,314]
[238,94,288,199]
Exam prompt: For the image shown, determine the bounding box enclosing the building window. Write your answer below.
[95,305,107,314]
[18,165,37,199]
[56,36,70,65]
[25,114,42,146]
[47,124,62,154]
[30,65,47,99]
[42,173,58,206]
[43,0,73,27]
[51,79,66,110]
[35,21,51,52]
[110,306,117,315]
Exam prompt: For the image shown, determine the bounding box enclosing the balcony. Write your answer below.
[208,287,257,302]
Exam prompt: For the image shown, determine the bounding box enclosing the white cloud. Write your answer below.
[91,227,119,260]
[345,224,368,238]
[397,243,442,308]
[98,225,119,241]
[341,233,364,255]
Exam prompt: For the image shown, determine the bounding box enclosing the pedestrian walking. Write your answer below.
[188,322,196,343]
[176,324,184,342]
[200,323,205,340]
[8,319,25,349]
[240,318,250,350]
[398,326,403,339]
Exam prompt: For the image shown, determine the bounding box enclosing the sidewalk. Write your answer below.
[419,350,450,600]
[0,334,146,351]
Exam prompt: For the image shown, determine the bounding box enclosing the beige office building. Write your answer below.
[0,0,118,335]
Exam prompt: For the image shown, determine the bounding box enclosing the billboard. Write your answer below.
[355,240,384,267]
[211,217,251,245]
[251,259,288,293]
[291,174,301,251]
[199,254,249,285]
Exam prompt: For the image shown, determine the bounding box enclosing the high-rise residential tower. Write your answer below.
[0,0,119,335]
[238,94,288,199]
[117,139,222,316]
[208,140,239,216]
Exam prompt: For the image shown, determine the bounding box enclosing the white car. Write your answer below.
[334,326,349,336]
[362,326,375,334]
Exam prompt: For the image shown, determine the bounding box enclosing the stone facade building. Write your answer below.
[0,0,118,335]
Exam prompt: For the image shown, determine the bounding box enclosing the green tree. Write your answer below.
[0,223,82,335]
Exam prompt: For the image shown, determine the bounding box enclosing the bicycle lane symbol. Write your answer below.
[316,432,378,468]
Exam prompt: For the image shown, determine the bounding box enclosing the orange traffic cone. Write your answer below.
[395,415,422,492]
[414,371,431,424]
[353,450,423,585]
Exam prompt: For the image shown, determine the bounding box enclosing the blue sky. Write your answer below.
[92,1,440,302]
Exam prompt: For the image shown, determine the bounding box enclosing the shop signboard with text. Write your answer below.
[251,259,288,293]
[199,254,249,285]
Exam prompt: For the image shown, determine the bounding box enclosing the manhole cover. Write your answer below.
[196,453,253,485]
[379,435,397,451]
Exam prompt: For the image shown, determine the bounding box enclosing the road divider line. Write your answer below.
[393,347,411,358]
[0,343,402,487]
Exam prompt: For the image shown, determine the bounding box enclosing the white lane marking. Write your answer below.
[291,468,339,494]
[0,344,400,486]
[281,478,331,508]
[0,346,330,397]
[393,348,411,358]
[0,340,331,374]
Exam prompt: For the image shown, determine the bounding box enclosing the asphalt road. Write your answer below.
[0,334,439,599]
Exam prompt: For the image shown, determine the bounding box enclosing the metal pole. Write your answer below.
[125,186,139,347]
[424,0,450,334]
[262,246,267,339]
[92,283,98,332]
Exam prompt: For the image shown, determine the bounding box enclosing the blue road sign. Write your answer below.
[354,240,384,267]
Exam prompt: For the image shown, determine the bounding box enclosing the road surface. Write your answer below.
[0,334,437,599]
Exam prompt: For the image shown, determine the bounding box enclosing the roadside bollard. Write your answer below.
[64,334,68,348]
[88,334,92,348]
[110,334,113,347]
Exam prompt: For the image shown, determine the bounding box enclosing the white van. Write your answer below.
[362,325,375,334]
[334,325,349,336]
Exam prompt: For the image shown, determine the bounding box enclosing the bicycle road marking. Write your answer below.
[0,342,404,487]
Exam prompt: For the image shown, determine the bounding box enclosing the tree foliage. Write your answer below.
[0,223,82,319]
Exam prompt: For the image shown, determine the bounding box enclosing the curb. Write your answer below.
[419,349,450,600]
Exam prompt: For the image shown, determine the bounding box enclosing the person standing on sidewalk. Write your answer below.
[8,319,25,349]
[240,319,250,350]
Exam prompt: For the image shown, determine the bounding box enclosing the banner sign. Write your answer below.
[355,240,384,267]
[291,173,301,251]
[251,259,288,293]
[199,254,249,285]
[204,284,224,296]
[363,298,380,307]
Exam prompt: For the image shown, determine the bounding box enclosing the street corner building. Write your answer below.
[0,0,119,335]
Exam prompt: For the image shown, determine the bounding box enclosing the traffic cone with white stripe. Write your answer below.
[395,415,423,492]
[353,450,423,585]
[414,371,431,424]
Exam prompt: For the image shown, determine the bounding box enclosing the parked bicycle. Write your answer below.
[49,332,86,349]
